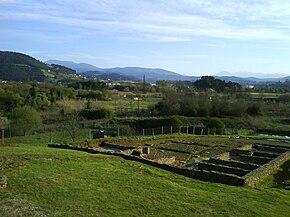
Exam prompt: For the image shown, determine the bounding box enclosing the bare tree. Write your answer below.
[59,109,82,142]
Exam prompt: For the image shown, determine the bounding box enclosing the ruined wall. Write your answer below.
[48,143,289,187]
[243,151,290,187]
[208,158,259,171]
[198,162,250,177]
[214,152,230,160]
[48,144,245,186]
[253,144,288,154]
[237,144,253,150]
[239,155,272,165]
[230,149,252,157]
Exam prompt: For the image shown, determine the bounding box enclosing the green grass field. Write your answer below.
[1,142,289,217]
[56,98,159,114]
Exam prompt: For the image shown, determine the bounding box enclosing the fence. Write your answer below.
[0,123,254,146]
[91,126,247,139]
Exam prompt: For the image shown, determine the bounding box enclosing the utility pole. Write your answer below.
[137,96,140,114]
[143,74,146,94]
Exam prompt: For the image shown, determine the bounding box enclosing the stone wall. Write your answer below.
[237,144,253,150]
[253,144,288,154]
[48,143,289,187]
[48,144,245,186]
[230,149,252,157]
[239,155,272,165]
[214,152,230,160]
[208,158,259,171]
[243,151,290,187]
[252,151,279,159]
[198,162,250,177]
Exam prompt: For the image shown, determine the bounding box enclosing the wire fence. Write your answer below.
[0,124,254,146]
[91,126,246,139]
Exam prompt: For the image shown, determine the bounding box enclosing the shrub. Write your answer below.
[247,104,262,116]
[277,93,290,103]
[121,116,184,129]
[208,118,225,129]
[80,108,113,120]
[10,106,42,135]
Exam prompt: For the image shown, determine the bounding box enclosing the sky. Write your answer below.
[1,0,290,77]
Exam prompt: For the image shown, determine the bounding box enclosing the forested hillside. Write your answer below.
[0,51,76,82]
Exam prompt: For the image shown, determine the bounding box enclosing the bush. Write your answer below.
[121,116,184,129]
[10,106,42,135]
[80,108,113,120]
[208,118,225,129]
[247,104,262,116]
[277,93,290,103]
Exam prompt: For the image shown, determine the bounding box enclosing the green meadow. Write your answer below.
[0,141,289,217]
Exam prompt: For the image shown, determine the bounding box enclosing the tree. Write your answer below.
[10,106,42,135]
[208,118,225,134]
[59,110,82,142]
[0,114,9,130]
[0,91,23,112]
[194,76,241,92]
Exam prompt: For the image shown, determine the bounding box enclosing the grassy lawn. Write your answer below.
[3,129,91,146]
[0,144,289,217]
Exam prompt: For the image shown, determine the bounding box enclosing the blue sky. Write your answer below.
[1,0,290,77]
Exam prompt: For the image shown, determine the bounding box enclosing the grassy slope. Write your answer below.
[0,144,289,217]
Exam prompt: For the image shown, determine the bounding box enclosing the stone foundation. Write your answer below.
[48,142,290,187]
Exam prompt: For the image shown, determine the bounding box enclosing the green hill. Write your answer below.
[0,51,76,82]
[0,143,289,217]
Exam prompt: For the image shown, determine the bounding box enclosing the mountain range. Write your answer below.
[46,60,100,73]
[47,59,290,83]
[46,60,199,82]
[215,71,288,79]
[0,51,289,84]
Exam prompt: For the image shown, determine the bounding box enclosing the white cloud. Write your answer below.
[1,0,290,42]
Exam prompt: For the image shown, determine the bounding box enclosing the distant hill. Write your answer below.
[101,67,199,82]
[46,60,100,73]
[214,76,269,85]
[280,75,290,82]
[0,51,76,82]
[46,60,200,82]
[215,71,288,79]
[81,71,138,81]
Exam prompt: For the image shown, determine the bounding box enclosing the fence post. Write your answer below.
[143,128,145,136]
[179,126,181,134]
[162,126,164,135]
[201,128,204,135]
[50,132,52,145]
[152,128,155,137]
[170,126,173,134]
[117,128,120,137]
[1,129,4,145]
[193,127,195,135]
[88,128,91,140]
[186,126,189,134]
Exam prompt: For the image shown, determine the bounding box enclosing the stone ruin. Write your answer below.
[48,142,290,186]
[195,143,290,186]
